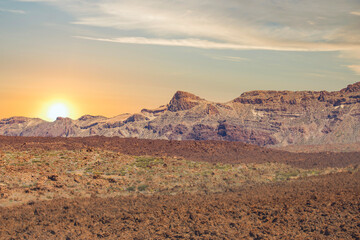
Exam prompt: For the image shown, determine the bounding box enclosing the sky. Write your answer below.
[1,0,360,120]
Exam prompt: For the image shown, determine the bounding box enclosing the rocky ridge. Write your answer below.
[1,82,360,146]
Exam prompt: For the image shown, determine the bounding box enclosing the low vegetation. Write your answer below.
[0,148,357,207]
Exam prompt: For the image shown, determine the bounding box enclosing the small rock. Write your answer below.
[48,175,58,181]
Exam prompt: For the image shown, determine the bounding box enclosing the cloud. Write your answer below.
[76,36,360,52]
[350,11,360,16]
[16,0,360,53]
[209,56,249,63]
[0,8,25,14]
[339,50,360,60]
[76,36,358,52]
[76,36,253,50]
[348,65,360,75]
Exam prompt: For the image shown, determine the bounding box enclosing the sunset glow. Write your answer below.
[47,103,69,121]
[0,0,360,120]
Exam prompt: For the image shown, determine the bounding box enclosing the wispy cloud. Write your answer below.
[76,36,359,52]
[350,11,360,16]
[339,50,360,60]
[76,36,254,50]
[209,56,249,63]
[0,8,25,14]
[16,0,360,53]
[348,65,360,75]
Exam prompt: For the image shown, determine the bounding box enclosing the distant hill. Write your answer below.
[1,82,360,147]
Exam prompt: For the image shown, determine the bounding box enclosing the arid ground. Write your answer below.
[0,136,359,239]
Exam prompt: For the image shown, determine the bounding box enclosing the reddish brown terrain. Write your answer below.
[1,172,359,239]
[1,136,360,169]
[275,142,360,153]
[0,136,359,239]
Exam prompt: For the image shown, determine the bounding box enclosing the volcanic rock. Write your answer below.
[1,82,360,147]
[168,91,203,112]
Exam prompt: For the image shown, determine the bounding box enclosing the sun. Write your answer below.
[47,103,69,121]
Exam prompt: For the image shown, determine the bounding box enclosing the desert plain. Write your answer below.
[0,136,359,239]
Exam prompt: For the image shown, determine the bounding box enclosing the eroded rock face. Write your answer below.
[340,82,360,93]
[167,91,204,112]
[0,117,28,125]
[1,82,360,146]
[124,114,149,123]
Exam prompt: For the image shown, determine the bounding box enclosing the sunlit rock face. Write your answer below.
[1,82,360,147]
[167,91,204,112]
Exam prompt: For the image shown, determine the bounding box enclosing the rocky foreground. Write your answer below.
[0,136,359,239]
[0,172,359,239]
[1,82,360,146]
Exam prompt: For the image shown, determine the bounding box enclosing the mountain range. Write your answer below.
[1,82,360,147]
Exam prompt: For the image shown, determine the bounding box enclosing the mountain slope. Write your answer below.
[1,82,360,146]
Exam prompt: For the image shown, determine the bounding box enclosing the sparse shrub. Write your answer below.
[133,157,163,168]
[275,170,300,181]
[126,186,136,192]
[137,184,148,191]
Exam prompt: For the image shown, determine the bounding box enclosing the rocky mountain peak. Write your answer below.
[1,82,360,146]
[340,82,360,93]
[168,91,204,112]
